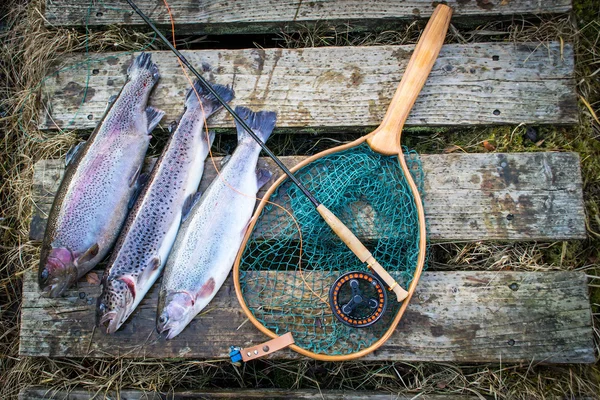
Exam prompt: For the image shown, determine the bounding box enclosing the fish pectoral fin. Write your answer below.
[256,168,273,190]
[76,243,99,265]
[139,256,161,285]
[65,141,86,166]
[182,192,202,222]
[196,277,216,300]
[146,106,165,134]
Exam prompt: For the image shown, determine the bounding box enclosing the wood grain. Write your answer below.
[44,0,572,33]
[19,269,595,363]
[38,43,577,131]
[18,386,482,400]
[30,152,586,243]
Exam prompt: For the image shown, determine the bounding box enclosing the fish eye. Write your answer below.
[41,268,49,280]
[159,315,168,324]
[99,303,106,312]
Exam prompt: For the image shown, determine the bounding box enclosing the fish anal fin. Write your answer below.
[220,154,232,167]
[129,172,149,209]
[76,243,99,265]
[197,277,215,299]
[256,169,273,190]
[146,106,165,134]
[182,192,202,222]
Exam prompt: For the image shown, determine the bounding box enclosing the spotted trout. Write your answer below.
[157,106,276,339]
[39,52,164,297]
[97,80,234,333]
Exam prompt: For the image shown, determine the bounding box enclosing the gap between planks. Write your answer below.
[30,152,586,243]
[17,386,485,400]
[19,269,595,363]
[39,42,577,131]
[44,0,572,34]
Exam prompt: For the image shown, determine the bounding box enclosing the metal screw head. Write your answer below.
[254,350,259,355]
[247,352,251,357]
[263,346,270,352]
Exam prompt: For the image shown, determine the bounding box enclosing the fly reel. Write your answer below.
[329,271,387,328]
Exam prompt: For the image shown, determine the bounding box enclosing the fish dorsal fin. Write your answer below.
[65,141,86,166]
[167,121,178,134]
[107,94,118,106]
[76,243,99,265]
[129,165,142,187]
[256,168,273,189]
[146,106,165,134]
[182,192,202,222]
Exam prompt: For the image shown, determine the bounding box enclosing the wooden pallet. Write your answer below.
[22,0,595,369]
[44,0,572,33]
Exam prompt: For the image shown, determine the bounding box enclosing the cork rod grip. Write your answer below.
[367,4,452,155]
[316,204,409,301]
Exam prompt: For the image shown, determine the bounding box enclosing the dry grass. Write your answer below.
[0,0,599,399]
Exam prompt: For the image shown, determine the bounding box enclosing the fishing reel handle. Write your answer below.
[316,204,408,302]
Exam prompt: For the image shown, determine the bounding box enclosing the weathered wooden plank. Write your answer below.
[39,43,577,131]
[18,269,595,363]
[29,152,586,243]
[44,0,572,34]
[19,386,480,400]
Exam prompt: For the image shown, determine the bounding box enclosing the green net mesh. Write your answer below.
[239,143,425,356]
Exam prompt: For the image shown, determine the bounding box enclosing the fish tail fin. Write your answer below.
[234,106,276,145]
[127,52,160,81]
[186,80,234,116]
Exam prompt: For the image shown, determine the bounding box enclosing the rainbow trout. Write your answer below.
[157,106,276,339]
[97,80,234,333]
[39,53,164,297]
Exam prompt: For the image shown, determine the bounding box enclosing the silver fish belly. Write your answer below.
[97,80,234,333]
[39,52,164,297]
[157,106,276,339]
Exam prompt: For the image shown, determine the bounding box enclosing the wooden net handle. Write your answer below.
[316,204,408,301]
[367,4,452,155]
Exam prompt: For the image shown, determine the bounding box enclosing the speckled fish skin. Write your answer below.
[157,106,276,339]
[96,81,234,333]
[38,52,165,297]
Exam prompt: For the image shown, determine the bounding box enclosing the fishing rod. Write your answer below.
[125,0,319,207]
[125,0,410,302]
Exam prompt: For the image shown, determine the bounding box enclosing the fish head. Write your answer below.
[156,291,195,340]
[97,277,135,334]
[39,247,78,297]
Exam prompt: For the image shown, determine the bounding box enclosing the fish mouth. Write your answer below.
[157,321,184,340]
[39,248,78,297]
[40,267,77,297]
[41,279,71,298]
[99,311,122,334]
